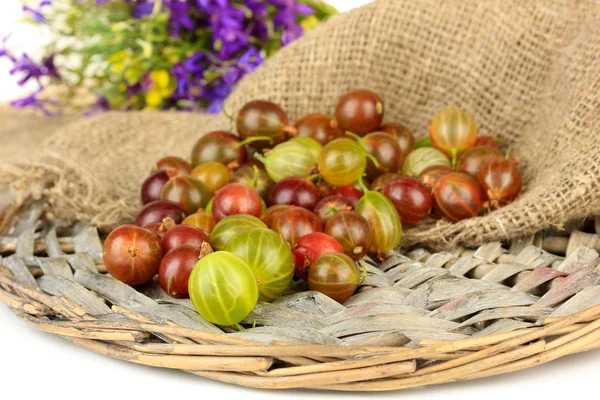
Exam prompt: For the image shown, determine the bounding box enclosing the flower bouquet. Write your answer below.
[1,0,337,114]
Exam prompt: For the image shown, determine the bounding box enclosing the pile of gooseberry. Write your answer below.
[102,89,522,328]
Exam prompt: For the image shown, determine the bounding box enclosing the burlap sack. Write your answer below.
[1,0,599,249]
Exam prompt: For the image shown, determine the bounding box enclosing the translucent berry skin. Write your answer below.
[371,173,402,192]
[477,159,522,208]
[160,176,212,215]
[190,131,245,168]
[330,186,364,207]
[433,172,483,222]
[188,251,258,326]
[402,147,451,177]
[154,156,192,176]
[268,177,321,211]
[211,183,263,222]
[295,113,343,145]
[102,225,163,286]
[229,164,274,199]
[159,244,205,299]
[254,139,320,183]
[261,205,291,227]
[181,209,215,235]
[141,170,175,205]
[225,228,294,302]
[361,131,404,180]
[271,207,322,247]
[475,136,503,151]
[355,190,402,258]
[135,200,185,226]
[429,107,478,158]
[236,100,289,149]
[380,123,415,159]
[324,211,372,260]
[313,195,353,224]
[382,178,432,225]
[292,233,344,281]
[418,165,454,192]
[162,224,210,254]
[209,214,267,251]
[335,89,384,136]
[191,162,232,193]
[308,253,362,303]
[457,146,503,177]
[318,139,368,186]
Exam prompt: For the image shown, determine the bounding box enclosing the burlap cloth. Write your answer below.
[1,0,599,249]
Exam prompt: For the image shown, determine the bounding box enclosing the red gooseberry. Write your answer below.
[477,159,522,208]
[102,225,163,286]
[433,172,483,222]
[382,178,432,225]
[268,177,321,211]
[162,224,210,254]
[270,206,322,247]
[292,233,344,281]
[211,182,263,222]
[158,243,213,299]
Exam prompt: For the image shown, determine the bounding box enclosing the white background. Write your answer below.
[0,1,598,399]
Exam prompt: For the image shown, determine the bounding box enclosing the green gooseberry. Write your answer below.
[188,251,258,326]
[253,137,321,183]
[225,228,294,302]
[318,138,378,187]
[289,137,323,160]
[354,177,402,259]
[209,214,267,251]
[402,147,451,177]
[205,197,214,214]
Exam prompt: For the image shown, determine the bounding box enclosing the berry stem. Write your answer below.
[253,152,267,165]
[358,261,367,286]
[306,173,321,183]
[344,131,362,142]
[251,165,260,188]
[236,136,274,148]
[364,152,380,168]
[234,323,244,331]
[451,148,458,168]
[357,174,370,193]
[221,106,236,123]
[505,146,512,160]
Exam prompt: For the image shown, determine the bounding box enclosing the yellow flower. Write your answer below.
[301,16,319,33]
[108,50,129,74]
[145,70,176,108]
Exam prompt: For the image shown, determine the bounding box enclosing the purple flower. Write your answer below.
[132,1,156,19]
[10,90,51,115]
[199,0,249,59]
[0,35,14,62]
[268,0,314,46]
[22,0,51,23]
[167,1,195,37]
[222,47,263,85]
[202,82,232,113]
[82,95,110,116]
[9,53,60,86]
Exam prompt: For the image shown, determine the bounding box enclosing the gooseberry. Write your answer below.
[292,232,344,281]
[188,251,259,326]
[162,224,210,254]
[211,183,263,222]
[191,162,232,193]
[271,206,322,247]
[324,211,372,260]
[457,146,503,177]
[294,113,343,145]
[254,138,321,183]
[225,228,294,301]
[181,209,215,235]
[141,169,177,205]
[236,100,294,149]
[335,89,384,136]
[370,173,402,192]
[380,123,415,159]
[260,205,291,228]
[475,135,504,151]
[433,172,483,222]
[477,159,522,208]
[355,178,402,258]
[190,131,244,168]
[135,200,185,226]
[142,221,165,239]
[102,225,163,286]
[159,243,212,299]
[402,147,451,177]
[160,176,212,215]
[418,165,454,191]
[330,186,364,207]
[268,177,321,211]
[318,138,374,186]
[154,156,192,176]
[382,178,432,225]
[210,214,267,251]
[347,131,402,180]
[308,253,365,303]
[313,195,353,224]
[229,164,274,199]
[430,107,477,164]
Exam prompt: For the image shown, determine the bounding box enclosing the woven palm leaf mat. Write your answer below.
[1,200,599,391]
